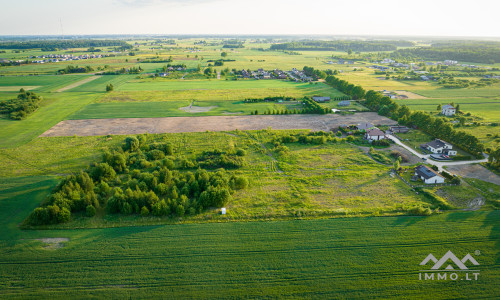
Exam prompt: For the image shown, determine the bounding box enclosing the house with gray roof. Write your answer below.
[414,165,445,184]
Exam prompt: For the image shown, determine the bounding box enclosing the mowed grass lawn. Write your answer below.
[0,175,498,298]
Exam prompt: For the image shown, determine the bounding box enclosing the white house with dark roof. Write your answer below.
[414,165,445,184]
[421,139,457,155]
[365,128,386,141]
[441,104,456,116]
[312,96,330,103]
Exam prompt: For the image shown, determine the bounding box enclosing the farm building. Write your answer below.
[414,165,445,184]
[441,104,456,116]
[389,126,409,133]
[312,96,331,103]
[338,100,351,106]
[365,128,386,141]
[421,139,456,155]
[356,122,375,131]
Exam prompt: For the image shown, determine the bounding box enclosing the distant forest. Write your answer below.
[391,42,500,64]
[0,39,132,50]
[270,40,414,52]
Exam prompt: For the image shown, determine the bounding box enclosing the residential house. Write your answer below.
[421,139,456,155]
[441,104,456,116]
[365,128,386,141]
[414,165,445,184]
[312,96,330,103]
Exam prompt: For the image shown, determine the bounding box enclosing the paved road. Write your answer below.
[386,134,488,172]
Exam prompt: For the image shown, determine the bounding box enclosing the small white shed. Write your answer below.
[221,208,226,215]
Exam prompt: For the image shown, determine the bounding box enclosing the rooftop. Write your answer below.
[415,165,443,180]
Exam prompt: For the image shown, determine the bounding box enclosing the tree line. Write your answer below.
[391,42,500,64]
[25,135,249,226]
[363,90,484,156]
[0,89,42,120]
[270,40,414,52]
[57,65,94,74]
[0,39,132,50]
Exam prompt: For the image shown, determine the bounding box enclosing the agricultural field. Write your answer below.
[0,36,499,298]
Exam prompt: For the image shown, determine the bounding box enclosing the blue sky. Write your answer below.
[0,0,499,37]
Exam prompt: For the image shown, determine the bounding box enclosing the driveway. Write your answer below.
[386,134,488,172]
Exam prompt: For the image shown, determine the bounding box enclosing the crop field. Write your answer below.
[0,174,498,298]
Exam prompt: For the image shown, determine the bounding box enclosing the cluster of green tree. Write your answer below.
[363,91,484,156]
[325,75,366,100]
[0,60,30,67]
[196,149,246,169]
[222,44,244,48]
[243,96,295,103]
[57,65,94,74]
[486,147,500,171]
[106,84,114,92]
[142,56,174,63]
[252,97,330,116]
[204,67,216,76]
[270,40,413,52]
[207,59,235,62]
[0,39,132,50]
[437,77,499,88]
[86,47,102,52]
[25,135,249,225]
[391,42,500,64]
[303,66,327,79]
[213,60,224,66]
[273,130,354,146]
[0,89,42,120]
[101,66,143,75]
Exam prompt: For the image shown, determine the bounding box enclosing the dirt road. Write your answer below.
[40,113,397,137]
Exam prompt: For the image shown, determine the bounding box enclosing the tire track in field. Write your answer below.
[0,151,52,175]
[55,76,102,92]
[243,132,283,173]
[0,236,490,265]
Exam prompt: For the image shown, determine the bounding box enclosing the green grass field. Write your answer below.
[0,92,102,148]
[0,175,497,298]
[68,79,351,119]
[0,75,92,92]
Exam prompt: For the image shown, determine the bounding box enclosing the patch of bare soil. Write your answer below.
[464,197,485,211]
[394,90,428,99]
[40,113,398,137]
[179,105,217,113]
[36,238,69,250]
[446,164,500,185]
